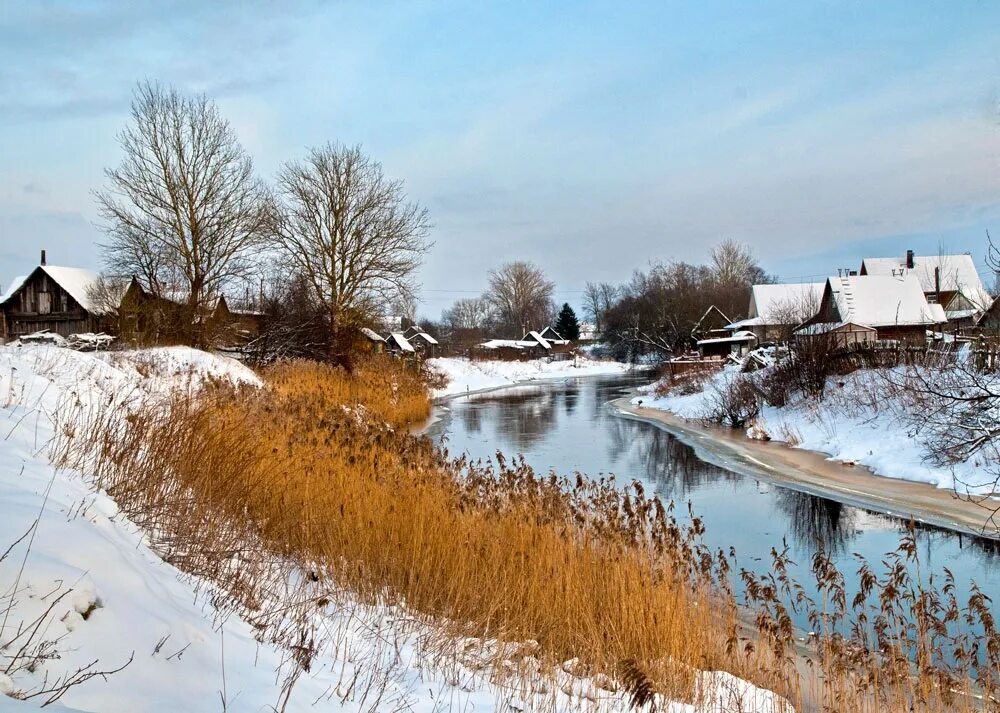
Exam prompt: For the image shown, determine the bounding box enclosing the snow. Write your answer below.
[0,276,28,305]
[0,343,788,712]
[824,274,942,328]
[861,253,992,310]
[387,332,415,352]
[635,363,1000,496]
[742,282,824,325]
[427,356,636,398]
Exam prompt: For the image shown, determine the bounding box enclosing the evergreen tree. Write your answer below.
[554,303,580,340]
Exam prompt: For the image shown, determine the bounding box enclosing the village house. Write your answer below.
[695,330,757,359]
[403,325,440,356]
[0,252,110,341]
[690,305,732,343]
[725,282,825,343]
[795,274,945,346]
[859,250,992,330]
[477,329,560,359]
[119,278,239,344]
[359,327,386,354]
[384,332,416,355]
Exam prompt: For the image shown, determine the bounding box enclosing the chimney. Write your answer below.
[906,249,914,270]
[934,266,941,302]
[40,249,46,266]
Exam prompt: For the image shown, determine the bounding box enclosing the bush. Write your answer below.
[704,373,760,428]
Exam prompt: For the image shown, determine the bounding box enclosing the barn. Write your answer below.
[0,255,108,341]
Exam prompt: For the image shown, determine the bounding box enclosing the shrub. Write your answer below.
[704,373,760,428]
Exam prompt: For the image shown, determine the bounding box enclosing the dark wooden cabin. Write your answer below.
[0,254,107,340]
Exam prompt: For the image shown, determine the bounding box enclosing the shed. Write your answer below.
[696,330,757,359]
[385,332,416,354]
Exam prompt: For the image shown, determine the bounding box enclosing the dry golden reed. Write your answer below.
[53,355,1000,712]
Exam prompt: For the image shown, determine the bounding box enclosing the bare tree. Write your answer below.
[484,261,555,337]
[96,82,271,345]
[582,282,620,335]
[273,143,431,366]
[442,297,492,331]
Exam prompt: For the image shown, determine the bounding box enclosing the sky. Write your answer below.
[2,1,999,317]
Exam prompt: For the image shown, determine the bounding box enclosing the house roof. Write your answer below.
[386,332,415,352]
[360,327,384,342]
[691,305,732,335]
[0,275,28,304]
[697,330,757,346]
[823,275,944,329]
[403,327,439,345]
[1,266,106,314]
[860,254,991,310]
[523,331,552,349]
[746,282,825,325]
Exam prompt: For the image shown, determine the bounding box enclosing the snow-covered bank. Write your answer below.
[0,344,788,712]
[427,356,636,398]
[635,365,998,498]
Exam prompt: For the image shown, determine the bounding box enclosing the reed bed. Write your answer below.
[51,356,1000,711]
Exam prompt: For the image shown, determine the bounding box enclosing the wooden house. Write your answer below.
[860,251,992,331]
[385,332,416,355]
[118,278,245,345]
[725,283,824,343]
[0,254,109,341]
[696,330,757,359]
[360,327,385,354]
[690,305,732,344]
[795,274,945,345]
[403,326,440,356]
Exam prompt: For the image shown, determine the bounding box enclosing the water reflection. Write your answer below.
[431,373,1000,628]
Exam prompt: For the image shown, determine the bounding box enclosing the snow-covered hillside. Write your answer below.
[427,356,634,398]
[0,344,787,712]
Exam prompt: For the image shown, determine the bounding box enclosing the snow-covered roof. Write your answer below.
[523,331,552,349]
[0,275,28,304]
[0,266,106,314]
[860,254,991,310]
[408,330,439,345]
[480,339,523,349]
[794,321,876,336]
[697,330,758,345]
[745,282,825,325]
[386,332,415,352]
[360,327,384,342]
[825,275,944,328]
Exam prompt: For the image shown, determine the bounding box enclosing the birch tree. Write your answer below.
[96,82,271,344]
[273,143,431,365]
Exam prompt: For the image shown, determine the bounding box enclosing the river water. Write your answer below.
[427,372,1000,634]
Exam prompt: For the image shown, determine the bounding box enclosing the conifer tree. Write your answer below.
[554,303,580,340]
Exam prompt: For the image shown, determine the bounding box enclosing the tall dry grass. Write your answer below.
[50,354,1000,711]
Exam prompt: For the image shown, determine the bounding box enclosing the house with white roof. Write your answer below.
[403,325,440,355]
[0,251,110,341]
[795,274,945,346]
[726,282,825,343]
[859,250,992,328]
[385,332,416,354]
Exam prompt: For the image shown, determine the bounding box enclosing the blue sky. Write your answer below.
[2,1,999,316]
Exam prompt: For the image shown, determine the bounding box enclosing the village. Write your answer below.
[3,246,995,369]
[5,4,1000,713]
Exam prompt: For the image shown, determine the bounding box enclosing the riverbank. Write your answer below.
[426,355,638,398]
[611,397,1000,540]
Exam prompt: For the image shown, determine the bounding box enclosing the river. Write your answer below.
[427,372,1000,635]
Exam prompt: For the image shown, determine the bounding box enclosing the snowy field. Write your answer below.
[635,365,999,497]
[427,356,635,398]
[0,344,787,712]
